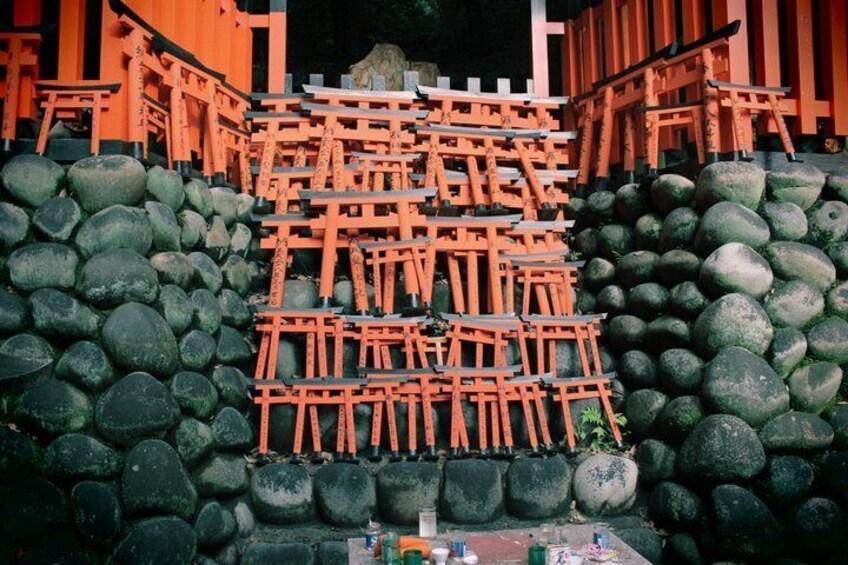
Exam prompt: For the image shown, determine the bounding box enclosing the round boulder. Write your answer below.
[793,497,848,556]
[649,481,701,527]
[441,459,504,524]
[788,362,842,414]
[8,242,78,292]
[656,250,701,286]
[212,406,253,452]
[768,327,807,378]
[121,439,197,520]
[376,462,441,525]
[760,201,808,242]
[102,303,179,376]
[616,251,659,288]
[95,372,181,447]
[1,154,65,207]
[692,293,773,357]
[659,206,699,251]
[651,174,695,215]
[33,196,80,242]
[193,454,249,497]
[572,454,637,516]
[759,411,834,452]
[678,415,766,482]
[699,243,773,298]
[250,463,314,524]
[617,350,658,390]
[314,464,376,526]
[113,517,195,565]
[43,433,122,479]
[505,455,573,519]
[15,379,92,436]
[615,183,650,223]
[194,501,236,550]
[608,315,647,351]
[634,439,677,482]
[178,329,216,371]
[29,288,99,339]
[806,318,848,364]
[763,241,837,292]
[75,204,152,259]
[150,252,196,289]
[669,281,710,320]
[170,371,218,419]
[170,417,214,469]
[597,223,634,259]
[624,389,668,438]
[763,455,814,505]
[830,404,848,450]
[584,257,617,289]
[68,154,146,213]
[657,348,703,396]
[77,248,159,307]
[145,166,185,212]
[55,340,116,392]
[695,201,770,254]
[764,280,824,329]
[71,481,122,546]
[695,161,766,211]
[710,484,783,559]
[0,202,28,250]
[702,346,789,427]
[766,163,826,211]
[806,200,848,246]
[156,284,194,335]
[634,213,662,250]
[146,200,181,252]
[654,395,705,446]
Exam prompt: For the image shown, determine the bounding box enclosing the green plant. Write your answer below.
[574,406,627,452]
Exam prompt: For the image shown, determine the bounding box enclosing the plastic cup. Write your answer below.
[403,549,423,565]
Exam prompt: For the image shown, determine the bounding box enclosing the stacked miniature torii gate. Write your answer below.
[249,81,623,462]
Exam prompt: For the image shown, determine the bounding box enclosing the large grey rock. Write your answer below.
[695,202,770,253]
[194,501,235,550]
[377,462,441,525]
[627,283,668,319]
[584,257,617,289]
[221,255,251,297]
[0,201,28,250]
[170,371,218,419]
[0,332,53,364]
[651,174,695,215]
[585,189,616,225]
[0,288,26,334]
[710,484,783,558]
[33,197,81,244]
[102,303,179,376]
[250,463,314,524]
[624,389,668,438]
[55,340,116,391]
[615,529,662,565]
[15,379,92,436]
[212,406,252,452]
[193,454,248,497]
[826,168,848,202]
[178,329,216,371]
[113,516,195,565]
[595,285,626,315]
[657,348,703,396]
[788,362,842,414]
[702,346,789,426]
[634,213,662,250]
[806,318,848,363]
[75,204,152,258]
[184,178,214,218]
[219,289,252,328]
[657,250,700,286]
[659,207,699,251]
[188,252,223,293]
[806,200,848,247]
[766,163,826,211]
[191,289,222,335]
[763,455,814,505]
[216,325,251,364]
[695,161,766,211]
[204,215,230,260]
[71,481,122,546]
[573,227,598,257]
[211,366,249,409]
[0,427,42,484]
[29,288,99,339]
[242,543,314,565]
[1,154,65,206]
[178,209,207,249]
[618,251,661,288]
[763,241,836,292]
[764,280,824,329]
[831,242,848,278]
[8,242,78,292]
[662,533,702,565]
[121,439,197,520]
[830,404,848,450]
[210,187,239,225]
[634,439,677,482]
[68,155,146,213]
[669,281,710,320]
[615,183,650,223]
[760,201,808,242]
[598,223,634,259]
[608,315,647,351]
[768,327,807,378]
[573,454,637,516]
[645,316,691,351]
[156,284,194,335]
[229,223,252,256]
[617,350,658,390]
[77,248,159,307]
[699,243,773,298]
[505,455,572,519]
[649,481,701,527]
[678,415,766,481]
[43,433,122,479]
[150,252,196,289]
[441,459,504,524]
[170,417,214,469]
[654,396,706,446]
[793,497,848,556]
[282,279,320,309]
[318,541,349,565]
[759,411,834,451]
[146,166,185,212]
[692,293,773,357]
[95,372,181,447]
[146,200,181,252]
[314,464,376,526]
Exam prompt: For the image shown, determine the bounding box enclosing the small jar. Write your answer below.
[365,521,382,550]
[382,530,400,564]
[418,506,437,538]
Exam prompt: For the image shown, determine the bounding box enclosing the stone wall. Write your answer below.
[0,155,261,564]
[570,162,848,564]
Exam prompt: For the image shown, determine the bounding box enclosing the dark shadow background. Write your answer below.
[246,0,569,94]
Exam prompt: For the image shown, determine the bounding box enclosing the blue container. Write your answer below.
[593,529,610,549]
[450,538,467,558]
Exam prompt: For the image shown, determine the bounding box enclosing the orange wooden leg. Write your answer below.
[35,93,56,155]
